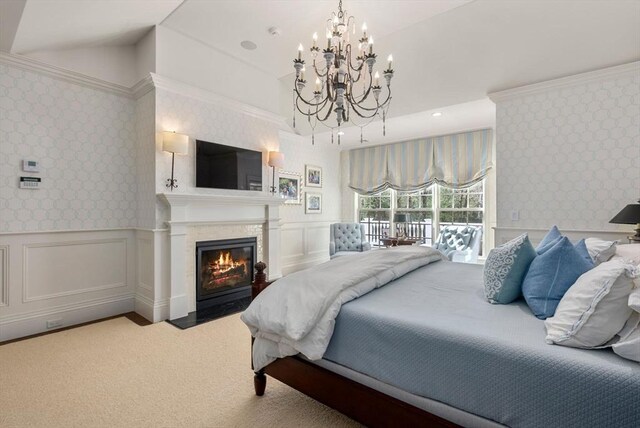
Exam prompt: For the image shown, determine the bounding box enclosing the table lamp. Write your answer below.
[609,200,640,242]
[393,213,410,239]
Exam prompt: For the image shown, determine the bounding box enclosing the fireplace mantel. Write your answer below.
[158,192,283,319]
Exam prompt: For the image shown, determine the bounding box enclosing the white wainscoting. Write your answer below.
[133,229,170,323]
[0,245,8,307]
[0,229,136,341]
[280,220,336,276]
[493,227,629,247]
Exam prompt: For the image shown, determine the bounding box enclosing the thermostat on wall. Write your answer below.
[20,176,41,189]
[22,160,40,172]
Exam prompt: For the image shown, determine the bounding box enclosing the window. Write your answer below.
[357,182,485,250]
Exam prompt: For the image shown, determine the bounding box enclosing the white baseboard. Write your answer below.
[0,294,134,342]
[134,294,169,323]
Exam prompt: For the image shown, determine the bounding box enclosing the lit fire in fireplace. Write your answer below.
[212,252,241,274]
[204,251,248,288]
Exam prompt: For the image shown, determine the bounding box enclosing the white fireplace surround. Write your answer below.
[159,193,283,320]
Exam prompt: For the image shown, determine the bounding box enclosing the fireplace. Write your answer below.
[195,237,256,311]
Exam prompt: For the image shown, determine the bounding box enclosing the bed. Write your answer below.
[245,250,640,427]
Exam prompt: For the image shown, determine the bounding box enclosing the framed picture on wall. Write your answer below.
[305,192,322,214]
[305,165,322,188]
[278,171,302,205]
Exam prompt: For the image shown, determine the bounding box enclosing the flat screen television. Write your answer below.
[196,140,262,191]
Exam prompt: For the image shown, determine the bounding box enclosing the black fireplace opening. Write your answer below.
[195,237,256,312]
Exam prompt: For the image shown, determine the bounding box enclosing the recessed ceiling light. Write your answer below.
[432,112,442,117]
[337,131,345,136]
[240,40,257,50]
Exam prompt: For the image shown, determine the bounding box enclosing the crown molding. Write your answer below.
[488,61,640,102]
[0,51,133,98]
[131,74,155,100]
[150,73,290,130]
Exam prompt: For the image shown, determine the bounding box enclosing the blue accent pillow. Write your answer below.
[536,226,562,253]
[537,236,562,255]
[522,237,593,319]
[484,234,537,304]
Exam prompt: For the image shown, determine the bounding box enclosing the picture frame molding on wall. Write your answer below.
[278,171,302,205]
[305,192,322,214]
[305,164,323,188]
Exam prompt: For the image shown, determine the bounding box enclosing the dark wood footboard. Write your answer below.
[249,262,459,428]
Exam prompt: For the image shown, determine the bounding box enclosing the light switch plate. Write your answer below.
[510,210,519,221]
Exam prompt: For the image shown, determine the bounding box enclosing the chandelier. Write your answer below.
[292,0,394,144]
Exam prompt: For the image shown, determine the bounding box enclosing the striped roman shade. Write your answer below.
[387,138,437,191]
[349,144,389,195]
[433,129,493,188]
[348,129,493,194]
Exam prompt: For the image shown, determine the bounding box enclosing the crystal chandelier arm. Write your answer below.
[312,58,330,78]
[295,93,333,121]
[346,44,365,75]
[293,82,330,108]
[348,86,392,114]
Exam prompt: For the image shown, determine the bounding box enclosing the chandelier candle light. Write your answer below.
[292,0,394,145]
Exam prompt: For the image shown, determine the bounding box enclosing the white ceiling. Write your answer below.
[162,0,473,78]
[4,0,639,144]
[10,0,183,53]
[314,98,496,149]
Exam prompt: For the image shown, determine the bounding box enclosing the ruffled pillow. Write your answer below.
[545,259,637,348]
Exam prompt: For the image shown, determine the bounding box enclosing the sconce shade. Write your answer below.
[162,132,189,154]
[268,151,285,168]
[609,203,640,225]
[394,213,409,223]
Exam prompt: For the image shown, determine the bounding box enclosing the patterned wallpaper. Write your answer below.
[0,64,138,232]
[496,71,640,231]
[135,90,157,229]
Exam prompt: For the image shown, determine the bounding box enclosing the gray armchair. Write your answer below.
[329,223,372,259]
[429,225,483,263]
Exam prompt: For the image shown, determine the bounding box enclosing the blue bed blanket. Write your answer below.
[323,261,640,428]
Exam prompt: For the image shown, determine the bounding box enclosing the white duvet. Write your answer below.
[241,246,444,371]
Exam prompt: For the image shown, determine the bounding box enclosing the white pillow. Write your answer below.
[545,259,637,349]
[614,244,640,266]
[585,238,617,265]
[612,312,640,363]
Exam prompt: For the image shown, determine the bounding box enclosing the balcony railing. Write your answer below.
[360,219,433,247]
[360,219,483,251]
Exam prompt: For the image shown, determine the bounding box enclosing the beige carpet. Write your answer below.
[0,314,360,428]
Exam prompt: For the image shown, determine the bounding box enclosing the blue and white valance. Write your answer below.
[348,129,493,195]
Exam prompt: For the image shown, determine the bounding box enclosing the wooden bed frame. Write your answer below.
[250,262,459,428]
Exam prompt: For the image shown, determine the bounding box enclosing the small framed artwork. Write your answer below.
[278,171,302,205]
[305,164,322,188]
[305,192,322,214]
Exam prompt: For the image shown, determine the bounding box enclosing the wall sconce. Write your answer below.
[162,131,189,191]
[267,151,284,194]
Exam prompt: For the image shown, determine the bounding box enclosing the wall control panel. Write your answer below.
[20,176,41,189]
[22,160,40,173]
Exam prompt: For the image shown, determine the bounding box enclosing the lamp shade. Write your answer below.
[162,132,189,154]
[268,151,285,168]
[610,203,640,225]
[394,213,409,223]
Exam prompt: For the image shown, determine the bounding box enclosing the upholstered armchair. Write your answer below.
[430,225,483,263]
[329,223,372,259]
